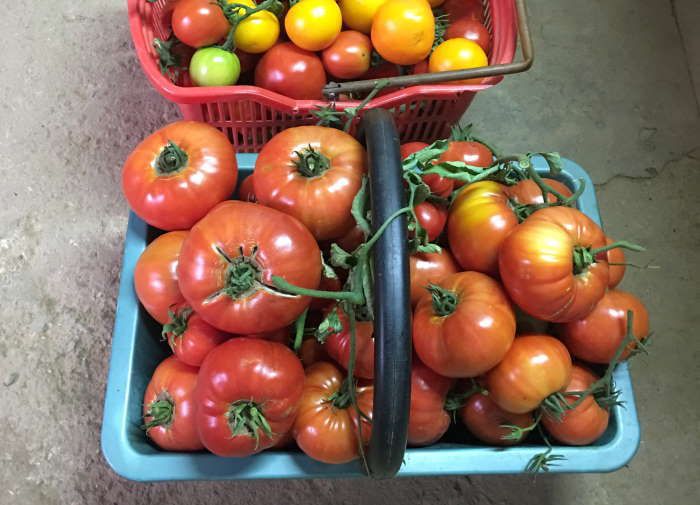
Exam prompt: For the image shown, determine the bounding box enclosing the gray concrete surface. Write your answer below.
[0,0,698,504]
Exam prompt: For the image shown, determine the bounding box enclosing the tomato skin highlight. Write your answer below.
[459,392,533,446]
[371,0,435,65]
[255,43,327,100]
[172,0,230,49]
[409,249,459,307]
[407,359,454,446]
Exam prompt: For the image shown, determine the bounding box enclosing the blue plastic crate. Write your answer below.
[101,154,641,481]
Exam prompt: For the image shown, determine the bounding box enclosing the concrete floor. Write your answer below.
[0,0,698,503]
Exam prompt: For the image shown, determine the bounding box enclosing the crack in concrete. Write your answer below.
[670,0,700,115]
[594,147,700,188]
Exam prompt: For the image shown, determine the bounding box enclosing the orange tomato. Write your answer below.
[371,0,435,65]
[429,38,488,84]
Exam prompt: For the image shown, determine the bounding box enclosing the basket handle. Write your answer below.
[358,109,412,479]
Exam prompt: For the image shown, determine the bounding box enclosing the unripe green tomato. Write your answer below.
[189,47,241,87]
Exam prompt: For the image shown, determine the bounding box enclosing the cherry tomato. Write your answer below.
[499,207,610,323]
[143,356,203,451]
[339,0,389,34]
[443,0,483,23]
[121,121,238,231]
[437,139,493,188]
[163,304,230,367]
[409,249,459,307]
[285,0,342,51]
[400,142,428,158]
[414,201,448,242]
[603,237,626,288]
[195,338,305,456]
[487,335,572,414]
[506,178,573,205]
[541,365,610,445]
[238,176,256,202]
[408,359,454,446]
[429,38,488,85]
[401,142,454,198]
[255,43,327,100]
[411,59,429,75]
[324,308,375,379]
[177,201,322,334]
[413,271,516,378]
[445,18,491,54]
[233,0,280,54]
[189,47,241,87]
[253,126,367,241]
[322,31,372,80]
[556,290,650,364]
[459,392,533,446]
[134,231,188,324]
[293,361,373,463]
[371,0,435,65]
[172,0,230,49]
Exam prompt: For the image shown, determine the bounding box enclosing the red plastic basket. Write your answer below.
[128,0,520,151]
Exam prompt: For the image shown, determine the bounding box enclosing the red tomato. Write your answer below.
[459,392,534,446]
[603,237,626,288]
[499,207,609,322]
[443,0,483,22]
[253,126,367,241]
[324,309,375,379]
[195,338,305,456]
[445,18,491,54]
[401,142,454,198]
[293,361,373,463]
[400,142,429,158]
[363,61,401,80]
[235,49,260,75]
[121,121,238,231]
[143,356,203,451]
[177,201,322,334]
[311,272,343,310]
[414,201,448,242]
[408,359,455,446]
[242,327,291,344]
[254,43,327,100]
[164,304,230,367]
[438,140,493,168]
[237,176,256,202]
[487,335,572,414]
[335,223,366,252]
[171,0,230,49]
[299,337,330,367]
[556,290,649,364]
[322,31,372,80]
[541,365,610,445]
[409,249,459,307]
[134,231,188,324]
[371,0,435,65]
[413,271,516,378]
[506,178,574,205]
[411,59,429,75]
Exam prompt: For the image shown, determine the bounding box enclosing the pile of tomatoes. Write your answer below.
[123,118,649,470]
[159,0,491,98]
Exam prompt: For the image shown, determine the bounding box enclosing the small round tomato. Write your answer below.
[443,0,483,23]
[429,38,488,85]
[177,201,322,334]
[401,142,454,198]
[172,0,230,49]
[322,31,372,80]
[437,140,493,172]
[603,237,626,288]
[499,207,610,322]
[487,335,572,414]
[459,392,533,446]
[285,0,342,51]
[134,231,188,324]
[414,201,448,242]
[196,338,305,456]
[541,365,610,445]
[237,176,256,202]
[408,359,454,446]
[299,337,330,367]
[189,47,241,87]
[506,178,573,205]
[413,271,516,378]
[411,59,429,75]
[335,223,366,252]
[339,0,388,34]
[445,18,491,54]
[253,126,367,241]
[409,249,459,307]
[556,290,649,364]
[372,0,435,65]
[400,142,428,159]
[233,0,280,54]
[324,308,375,379]
[255,43,327,100]
[143,356,203,451]
[163,304,230,367]
[121,121,238,231]
[235,48,260,74]
[293,361,373,463]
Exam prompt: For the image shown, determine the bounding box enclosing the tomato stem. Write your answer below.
[590,240,646,256]
[294,146,331,177]
[224,259,259,297]
[428,284,458,317]
[161,306,192,346]
[155,141,188,175]
[142,394,174,431]
[226,400,273,449]
[573,241,644,276]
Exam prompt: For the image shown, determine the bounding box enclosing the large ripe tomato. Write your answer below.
[541,365,610,445]
[122,121,237,231]
[339,0,388,34]
[409,249,459,307]
[177,201,322,334]
[487,334,572,414]
[603,237,626,288]
[459,392,533,446]
[413,271,516,378]
[443,0,483,22]
[143,356,203,451]
[134,231,188,324]
[447,181,518,275]
[254,43,327,100]
[401,142,454,198]
[429,38,488,85]
[445,18,491,54]
[321,31,372,80]
[253,126,366,241]
[506,178,574,205]
[233,0,280,54]
[408,359,454,446]
[285,0,342,51]
[293,361,373,463]
[556,290,649,364]
[195,338,305,456]
[371,0,435,65]
[163,304,230,367]
[324,308,375,379]
[172,0,230,49]
[414,202,448,242]
[499,207,610,322]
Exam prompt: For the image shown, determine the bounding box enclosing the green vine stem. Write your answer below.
[525,424,565,473]
[444,381,484,422]
[501,411,542,442]
[449,123,502,158]
[293,308,308,352]
[573,241,645,276]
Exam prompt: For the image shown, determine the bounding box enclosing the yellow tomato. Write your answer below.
[339,0,388,34]
[285,0,342,51]
[429,38,488,84]
[371,0,435,65]
[233,0,280,54]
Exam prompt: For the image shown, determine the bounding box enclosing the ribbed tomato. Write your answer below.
[409,249,459,307]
